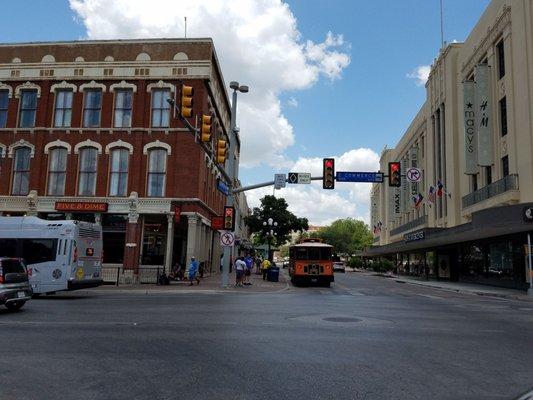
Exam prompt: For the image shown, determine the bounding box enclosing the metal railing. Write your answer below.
[462,174,519,208]
[101,265,164,286]
[390,215,428,237]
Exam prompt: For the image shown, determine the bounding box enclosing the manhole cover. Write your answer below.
[323,317,361,323]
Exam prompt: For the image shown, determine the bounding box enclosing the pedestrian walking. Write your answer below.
[261,258,271,281]
[243,254,254,285]
[235,257,246,286]
[188,256,200,286]
[220,254,224,273]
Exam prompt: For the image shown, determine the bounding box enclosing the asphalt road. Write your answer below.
[1,272,533,400]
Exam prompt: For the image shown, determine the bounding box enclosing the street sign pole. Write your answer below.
[222,89,239,288]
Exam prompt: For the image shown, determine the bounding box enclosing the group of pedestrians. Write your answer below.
[235,254,255,286]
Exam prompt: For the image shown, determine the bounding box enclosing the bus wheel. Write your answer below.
[5,301,26,311]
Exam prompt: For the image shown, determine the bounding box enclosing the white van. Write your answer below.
[0,216,103,294]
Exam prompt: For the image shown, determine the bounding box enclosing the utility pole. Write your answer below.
[221,81,248,288]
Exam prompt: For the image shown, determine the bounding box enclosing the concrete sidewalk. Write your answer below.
[84,269,289,295]
[351,269,533,301]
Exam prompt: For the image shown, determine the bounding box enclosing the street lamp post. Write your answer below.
[263,218,278,262]
[222,81,249,288]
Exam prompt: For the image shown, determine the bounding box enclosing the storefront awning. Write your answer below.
[364,203,533,256]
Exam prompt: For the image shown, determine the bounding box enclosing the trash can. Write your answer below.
[267,266,280,282]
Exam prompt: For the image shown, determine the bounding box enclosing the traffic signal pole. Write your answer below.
[221,89,239,288]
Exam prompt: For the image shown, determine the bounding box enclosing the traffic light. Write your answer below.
[216,139,227,164]
[180,84,194,118]
[388,162,401,187]
[223,206,235,231]
[201,114,212,142]
[322,158,335,189]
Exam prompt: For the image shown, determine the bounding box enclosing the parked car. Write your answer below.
[282,261,289,269]
[333,261,346,273]
[0,258,32,311]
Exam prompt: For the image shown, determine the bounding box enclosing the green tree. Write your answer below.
[316,218,372,256]
[244,195,309,247]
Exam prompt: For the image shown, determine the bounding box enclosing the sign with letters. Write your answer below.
[274,174,287,189]
[55,202,108,212]
[463,80,478,174]
[475,64,493,166]
[404,230,425,243]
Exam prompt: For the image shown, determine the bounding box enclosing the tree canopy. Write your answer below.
[315,218,372,256]
[244,195,308,247]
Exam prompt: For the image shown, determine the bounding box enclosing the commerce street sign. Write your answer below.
[336,172,384,183]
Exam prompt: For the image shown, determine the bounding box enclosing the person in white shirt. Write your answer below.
[235,257,246,286]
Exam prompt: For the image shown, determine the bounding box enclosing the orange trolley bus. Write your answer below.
[288,239,334,287]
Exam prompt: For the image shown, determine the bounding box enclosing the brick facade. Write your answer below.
[0,39,240,273]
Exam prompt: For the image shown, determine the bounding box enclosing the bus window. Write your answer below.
[21,239,58,264]
[308,248,320,260]
[0,239,18,257]
[320,248,332,260]
[294,248,308,260]
[63,239,67,255]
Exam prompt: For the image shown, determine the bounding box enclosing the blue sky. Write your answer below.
[0,0,492,224]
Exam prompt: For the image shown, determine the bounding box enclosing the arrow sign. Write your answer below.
[336,172,384,183]
[406,167,422,182]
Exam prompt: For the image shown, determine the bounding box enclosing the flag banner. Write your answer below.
[428,186,436,203]
[410,146,419,196]
[387,186,398,222]
[390,186,401,218]
[475,64,493,166]
[401,156,409,213]
[415,193,424,209]
[463,80,478,174]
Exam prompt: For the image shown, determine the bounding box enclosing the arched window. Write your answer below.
[47,147,68,196]
[78,147,98,196]
[109,148,129,196]
[54,90,73,128]
[147,149,167,197]
[12,147,31,195]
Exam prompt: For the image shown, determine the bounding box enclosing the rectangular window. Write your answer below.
[502,155,509,177]
[78,147,98,196]
[471,174,478,192]
[0,90,8,128]
[147,149,167,197]
[114,89,133,128]
[151,89,171,128]
[109,148,129,196]
[54,90,73,127]
[499,96,507,137]
[83,90,102,128]
[12,147,31,195]
[497,39,505,79]
[19,90,37,128]
[485,166,492,186]
[47,147,68,196]
[21,239,58,264]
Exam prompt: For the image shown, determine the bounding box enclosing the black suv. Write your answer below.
[0,258,32,311]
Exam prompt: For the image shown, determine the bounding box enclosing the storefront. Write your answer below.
[365,204,533,291]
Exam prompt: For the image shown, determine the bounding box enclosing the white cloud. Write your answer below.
[407,65,431,87]
[69,0,351,168]
[247,147,379,226]
[287,97,298,108]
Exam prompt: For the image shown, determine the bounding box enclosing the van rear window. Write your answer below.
[1,259,26,274]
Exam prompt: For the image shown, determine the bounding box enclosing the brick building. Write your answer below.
[0,38,247,273]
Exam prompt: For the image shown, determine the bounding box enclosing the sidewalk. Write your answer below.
[351,269,533,301]
[85,268,289,295]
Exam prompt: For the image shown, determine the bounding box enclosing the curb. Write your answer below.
[393,278,531,301]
